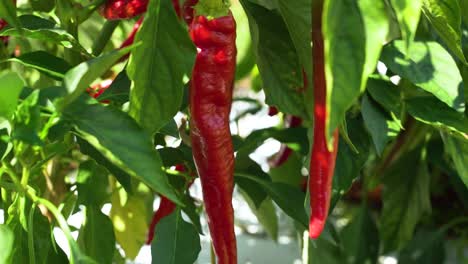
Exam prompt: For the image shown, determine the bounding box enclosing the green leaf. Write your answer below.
[61,46,133,108]
[0,15,88,54]
[324,0,366,143]
[331,115,371,209]
[406,96,468,134]
[422,0,466,63]
[341,204,379,264]
[357,0,390,90]
[12,90,43,146]
[269,152,304,187]
[275,0,312,87]
[398,229,445,264]
[389,0,422,50]
[0,225,14,263]
[77,138,132,193]
[30,0,55,12]
[110,191,148,260]
[235,157,270,208]
[77,160,110,206]
[0,71,23,122]
[381,148,432,252]
[151,210,201,264]
[240,0,307,118]
[366,76,402,116]
[361,94,401,155]
[78,206,116,264]
[441,132,468,188]
[63,99,180,204]
[381,41,465,112]
[235,172,308,227]
[180,195,203,235]
[128,0,195,135]
[7,51,71,80]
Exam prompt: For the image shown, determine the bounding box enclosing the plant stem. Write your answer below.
[92,20,120,56]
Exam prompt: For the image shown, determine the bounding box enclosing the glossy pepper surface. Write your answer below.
[99,0,148,20]
[189,13,237,264]
[308,1,339,239]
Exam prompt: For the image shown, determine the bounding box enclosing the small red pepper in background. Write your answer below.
[172,0,182,18]
[182,0,198,25]
[99,0,148,20]
[189,10,238,264]
[308,0,339,239]
[0,19,8,45]
[146,164,192,245]
[267,106,279,116]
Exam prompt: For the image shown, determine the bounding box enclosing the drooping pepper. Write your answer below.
[99,0,148,20]
[189,11,237,264]
[308,1,339,239]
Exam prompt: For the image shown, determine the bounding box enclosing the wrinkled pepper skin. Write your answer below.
[308,1,339,239]
[189,14,237,264]
[99,0,148,20]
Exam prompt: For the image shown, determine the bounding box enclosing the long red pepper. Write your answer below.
[308,1,339,239]
[189,11,237,264]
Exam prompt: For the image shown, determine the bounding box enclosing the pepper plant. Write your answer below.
[0,0,468,263]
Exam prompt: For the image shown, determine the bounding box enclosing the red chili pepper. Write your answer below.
[308,1,339,239]
[0,19,8,45]
[267,106,279,116]
[182,0,198,25]
[189,12,237,264]
[172,0,182,18]
[99,0,148,20]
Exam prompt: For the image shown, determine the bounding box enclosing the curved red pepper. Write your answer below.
[99,0,148,20]
[308,1,339,239]
[189,13,237,264]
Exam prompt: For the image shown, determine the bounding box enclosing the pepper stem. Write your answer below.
[194,0,230,18]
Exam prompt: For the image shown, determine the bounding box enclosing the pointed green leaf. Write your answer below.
[381,148,432,252]
[441,132,468,188]
[324,0,366,144]
[7,51,71,80]
[61,46,133,108]
[381,41,465,112]
[63,100,180,204]
[240,0,307,118]
[389,0,422,50]
[361,94,401,155]
[151,210,201,264]
[406,96,468,134]
[128,0,196,134]
[78,206,115,264]
[422,0,466,63]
